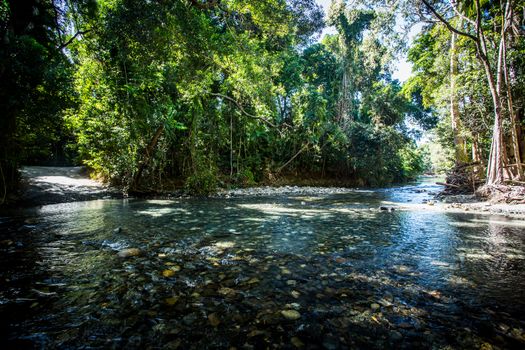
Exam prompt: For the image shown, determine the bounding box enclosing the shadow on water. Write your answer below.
[0,182,525,349]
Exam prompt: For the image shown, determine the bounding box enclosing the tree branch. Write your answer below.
[420,0,478,42]
[450,1,476,27]
[52,0,64,45]
[276,142,309,173]
[188,0,220,10]
[207,91,284,134]
[58,30,91,50]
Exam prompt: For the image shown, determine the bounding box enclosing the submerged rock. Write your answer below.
[391,330,403,341]
[164,339,181,349]
[162,269,176,277]
[117,248,140,258]
[379,206,395,212]
[322,335,340,350]
[281,310,301,320]
[165,296,179,306]
[208,313,221,327]
[291,337,305,348]
[479,343,493,350]
[218,287,235,296]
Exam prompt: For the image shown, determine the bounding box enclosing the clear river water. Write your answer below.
[1,179,524,349]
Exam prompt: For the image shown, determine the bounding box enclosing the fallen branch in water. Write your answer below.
[436,181,459,188]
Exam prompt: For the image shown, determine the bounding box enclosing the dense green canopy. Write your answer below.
[13,0,509,199]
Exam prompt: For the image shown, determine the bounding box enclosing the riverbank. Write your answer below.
[11,167,525,218]
[217,184,525,219]
[393,200,525,219]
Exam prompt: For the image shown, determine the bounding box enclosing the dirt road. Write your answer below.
[18,166,119,206]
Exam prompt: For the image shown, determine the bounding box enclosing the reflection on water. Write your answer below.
[1,179,525,349]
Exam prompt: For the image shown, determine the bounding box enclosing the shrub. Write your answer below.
[185,166,218,196]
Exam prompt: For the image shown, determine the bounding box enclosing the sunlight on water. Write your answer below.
[1,180,525,349]
[145,199,178,205]
[449,221,486,228]
[237,203,329,215]
[470,218,525,227]
[137,207,179,217]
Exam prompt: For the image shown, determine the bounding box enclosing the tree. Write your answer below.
[419,0,523,185]
[449,26,469,164]
[0,0,434,200]
[0,0,74,202]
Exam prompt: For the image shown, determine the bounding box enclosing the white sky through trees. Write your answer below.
[315,0,418,82]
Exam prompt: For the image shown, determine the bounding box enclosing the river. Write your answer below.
[1,178,524,349]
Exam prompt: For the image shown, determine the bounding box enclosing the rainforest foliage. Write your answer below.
[2,0,522,198]
[406,0,525,186]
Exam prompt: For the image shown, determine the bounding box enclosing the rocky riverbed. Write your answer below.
[1,177,525,349]
[218,185,525,219]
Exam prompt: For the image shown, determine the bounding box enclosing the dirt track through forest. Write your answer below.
[19,166,117,206]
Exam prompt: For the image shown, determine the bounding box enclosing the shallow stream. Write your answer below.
[1,179,524,349]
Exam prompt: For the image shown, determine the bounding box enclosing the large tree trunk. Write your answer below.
[450,30,469,164]
[337,64,351,125]
[476,1,511,185]
[472,133,483,164]
[486,110,507,184]
[472,132,484,176]
[502,8,524,180]
[482,50,508,185]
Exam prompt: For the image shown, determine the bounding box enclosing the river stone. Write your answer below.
[182,313,197,326]
[479,343,493,350]
[218,287,235,296]
[165,296,179,306]
[117,248,140,258]
[281,310,301,320]
[162,269,176,278]
[384,293,394,302]
[289,302,301,310]
[164,339,181,350]
[208,313,221,327]
[391,331,403,341]
[322,335,340,350]
[291,336,305,348]
[378,298,393,307]
[379,206,395,211]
